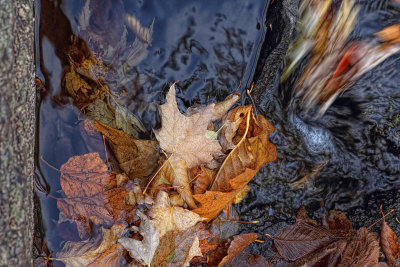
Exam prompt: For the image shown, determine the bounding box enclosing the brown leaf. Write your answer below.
[218,233,258,267]
[192,168,257,221]
[57,186,135,239]
[212,93,241,121]
[191,165,216,195]
[207,233,258,267]
[152,224,203,267]
[272,220,341,261]
[339,227,380,267]
[193,106,276,221]
[56,224,126,267]
[60,152,116,198]
[223,251,268,267]
[381,219,400,266]
[210,106,276,192]
[94,121,159,181]
[149,191,204,238]
[154,84,222,208]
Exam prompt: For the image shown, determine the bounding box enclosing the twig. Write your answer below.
[143,151,172,195]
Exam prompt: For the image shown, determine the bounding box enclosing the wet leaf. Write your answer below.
[154,84,222,208]
[150,191,204,238]
[192,168,257,221]
[56,224,126,267]
[94,121,159,182]
[376,24,400,45]
[59,153,116,198]
[223,251,268,267]
[191,166,216,195]
[118,211,159,266]
[340,227,380,266]
[115,105,145,138]
[86,100,117,130]
[381,219,400,266]
[217,233,258,267]
[152,224,203,267]
[272,220,342,261]
[193,106,276,221]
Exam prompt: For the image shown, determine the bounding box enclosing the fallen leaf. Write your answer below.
[218,233,258,267]
[119,210,159,266]
[191,166,216,195]
[152,224,203,267]
[232,185,251,204]
[56,224,126,267]
[94,121,159,182]
[150,191,204,238]
[207,233,258,267]
[115,104,145,138]
[212,93,241,121]
[340,227,380,266]
[223,251,268,267]
[193,106,276,220]
[86,100,117,130]
[59,153,116,198]
[272,220,341,261]
[381,219,400,266]
[154,84,222,208]
[192,168,257,221]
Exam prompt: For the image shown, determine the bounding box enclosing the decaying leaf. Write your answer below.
[115,105,146,137]
[381,218,400,266]
[152,224,203,267]
[94,121,159,182]
[59,153,116,198]
[272,220,341,261]
[193,106,276,220]
[149,191,204,238]
[56,224,126,267]
[191,165,216,195]
[192,168,257,221]
[207,233,258,267]
[86,100,117,130]
[217,233,258,267]
[224,251,268,267]
[118,211,159,266]
[154,84,223,208]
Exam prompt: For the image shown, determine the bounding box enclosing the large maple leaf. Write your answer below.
[154,84,223,208]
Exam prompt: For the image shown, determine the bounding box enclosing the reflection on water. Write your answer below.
[35,0,269,255]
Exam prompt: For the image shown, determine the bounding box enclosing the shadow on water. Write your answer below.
[35,0,400,261]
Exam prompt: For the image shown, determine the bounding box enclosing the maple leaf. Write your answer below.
[118,210,159,266]
[56,224,126,267]
[154,84,222,208]
[149,191,204,238]
[94,121,159,181]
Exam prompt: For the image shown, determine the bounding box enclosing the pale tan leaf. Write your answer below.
[56,224,126,267]
[150,191,204,238]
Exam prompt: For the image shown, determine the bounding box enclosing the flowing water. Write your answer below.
[34,0,400,263]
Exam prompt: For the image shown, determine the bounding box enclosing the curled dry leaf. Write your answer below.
[149,191,204,238]
[190,165,216,195]
[154,84,222,208]
[193,106,276,221]
[56,224,126,267]
[381,219,400,266]
[118,211,159,266]
[94,121,159,181]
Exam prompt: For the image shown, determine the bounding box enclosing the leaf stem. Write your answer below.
[143,152,172,195]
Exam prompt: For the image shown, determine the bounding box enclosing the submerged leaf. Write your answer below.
[118,211,159,266]
[94,121,159,181]
[56,224,126,267]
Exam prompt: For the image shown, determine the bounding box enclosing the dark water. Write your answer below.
[34,0,269,260]
[34,0,400,262]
